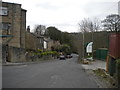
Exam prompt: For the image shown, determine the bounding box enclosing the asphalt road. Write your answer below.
[3,54,99,88]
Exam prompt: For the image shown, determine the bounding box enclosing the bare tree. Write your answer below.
[78,18,89,33]
[78,18,100,61]
[92,18,101,32]
[102,14,120,32]
[34,25,46,35]
[78,18,100,33]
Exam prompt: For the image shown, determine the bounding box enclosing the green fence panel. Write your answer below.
[96,49,101,59]
[95,48,108,60]
[100,49,108,60]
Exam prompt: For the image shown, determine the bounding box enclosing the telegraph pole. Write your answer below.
[92,31,93,60]
[82,31,84,60]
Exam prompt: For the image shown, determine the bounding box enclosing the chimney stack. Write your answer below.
[27,26,30,32]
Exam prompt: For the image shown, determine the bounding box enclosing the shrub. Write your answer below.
[116,59,120,87]
[37,49,43,53]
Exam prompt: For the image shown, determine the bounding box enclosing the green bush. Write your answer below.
[27,49,58,58]
[41,52,47,56]
[40,51,58,56]
[116,59,120,64]
[33,52,38,55]
[37,49,43,53]
[116,59,120,87]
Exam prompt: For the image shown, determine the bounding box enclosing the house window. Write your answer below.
[0,23,11,30]
[0,7,8,15]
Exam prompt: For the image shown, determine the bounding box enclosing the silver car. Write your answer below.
[59,55,66,60]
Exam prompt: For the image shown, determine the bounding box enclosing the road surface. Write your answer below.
[3,54,99,88]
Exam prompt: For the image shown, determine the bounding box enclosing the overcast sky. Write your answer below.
[3,0,120,32]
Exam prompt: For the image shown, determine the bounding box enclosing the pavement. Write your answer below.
[81,59,106,70]
[2,59,57,66]
[2,62,26,66]
[81,59,117,88]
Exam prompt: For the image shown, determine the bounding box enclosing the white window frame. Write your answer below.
[0,7,8,15]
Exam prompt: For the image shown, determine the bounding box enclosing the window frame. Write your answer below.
[0,22,11,30]
[0,7,8,16]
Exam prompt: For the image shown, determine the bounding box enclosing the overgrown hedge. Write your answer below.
[33,49,58,57]
[26,49,58,61]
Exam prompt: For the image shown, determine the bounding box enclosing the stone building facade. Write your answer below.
[0,2,27,62]
[44,37,60,51]
[25,31,44,51]
[1,2,26,48]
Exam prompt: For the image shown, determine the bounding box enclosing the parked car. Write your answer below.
[59,55,66,60]
[66,54,72,58]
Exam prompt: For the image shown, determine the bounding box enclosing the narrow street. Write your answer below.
[3,54,99,88]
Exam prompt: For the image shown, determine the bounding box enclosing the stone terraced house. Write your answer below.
[0,2,27,62]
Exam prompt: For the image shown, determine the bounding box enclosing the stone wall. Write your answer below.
[8,46,26,62]
[25,32,38,50]
[25,53,54,62]
[2,45,8,63]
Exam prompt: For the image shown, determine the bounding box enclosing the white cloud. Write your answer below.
[3,0,120,32]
